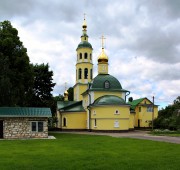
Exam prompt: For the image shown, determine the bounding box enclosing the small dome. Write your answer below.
[98,48,108,62]
[64,90,68,96]
[77,41,93,50]
[93,95,126,105]
[90,74,122,91]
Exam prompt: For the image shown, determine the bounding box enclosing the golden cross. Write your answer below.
[84,13,86,20]
[65,82,67,91]
[100,35,106,49]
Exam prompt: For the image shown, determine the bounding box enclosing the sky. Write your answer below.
[0,0,180,109]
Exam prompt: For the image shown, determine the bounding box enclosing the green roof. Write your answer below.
[57,101,77,110]
[77,41,92,50]
[128,98,145,109]
[89,74,128,92]
[58,101,85,112]
[0,107,52,117]
[92,95,127,106]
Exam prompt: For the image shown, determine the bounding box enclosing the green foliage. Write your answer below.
[0,133,179,170]
[154,96,180,130]
[30,63,55,107]
[0,20,34,106]
[0,20,56,111]
[67,87,74,101]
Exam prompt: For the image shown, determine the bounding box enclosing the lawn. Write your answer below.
[0,133,180,170]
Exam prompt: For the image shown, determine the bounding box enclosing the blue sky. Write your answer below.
[0,0,180,108]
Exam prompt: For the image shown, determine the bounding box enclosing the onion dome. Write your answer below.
[64,90,68,96]
[98,48,108,63]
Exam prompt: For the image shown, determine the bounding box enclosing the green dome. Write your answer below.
[77,41,92,50]
[90,74,122,91]
[93,95,126,105]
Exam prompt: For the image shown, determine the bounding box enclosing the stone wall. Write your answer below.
[3,117,48,139]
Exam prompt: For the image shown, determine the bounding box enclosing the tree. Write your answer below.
[0,20,34,106]
[30,63,56,107]
[67,87,74,101]
[154,96,180,130]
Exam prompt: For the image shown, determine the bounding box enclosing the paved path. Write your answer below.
[55,130,180,144]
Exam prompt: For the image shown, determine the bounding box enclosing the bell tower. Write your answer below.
[74,15,93,101]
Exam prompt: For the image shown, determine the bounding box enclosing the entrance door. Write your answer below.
[0,120,3,138]
[138,119,140,128]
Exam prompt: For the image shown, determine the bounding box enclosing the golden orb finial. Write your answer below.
[82,13,87,30]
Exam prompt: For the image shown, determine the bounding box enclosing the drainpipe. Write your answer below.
[87,83,91,132]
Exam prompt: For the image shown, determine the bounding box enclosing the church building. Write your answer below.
[56,17,158,131]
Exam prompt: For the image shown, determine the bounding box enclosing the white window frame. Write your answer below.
[31,121,44,132]
[114,110,119,115]
[93,110,96,115]
[114,120,119,128]
[94,119,97,128]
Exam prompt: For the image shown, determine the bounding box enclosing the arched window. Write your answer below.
[79,53,82,60]
[63,117,67,127]
[79,68,82,79]
[84,68,88,79]
[90,69,93,79]
[104,81,110,89]
[84,53,88,59]
[90,54,92,60]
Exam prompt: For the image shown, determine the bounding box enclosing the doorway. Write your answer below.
[0,120,3,138]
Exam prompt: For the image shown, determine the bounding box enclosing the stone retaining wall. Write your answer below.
[3,117,48,139]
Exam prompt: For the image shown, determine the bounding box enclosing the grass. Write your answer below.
[0,132,179,170]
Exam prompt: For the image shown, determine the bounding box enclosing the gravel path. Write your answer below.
[55,130,180,144]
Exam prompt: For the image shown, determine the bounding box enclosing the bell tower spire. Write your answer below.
[98,35,109,74]
[74,15,93,101]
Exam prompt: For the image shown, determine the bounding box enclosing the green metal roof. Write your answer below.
[77,41,92,50]
[0,107,52,117]
[92,95,127,106]
[58,101,85,112]
[57,101,77,110]
[128,98,145,109]
[89,74,129,92]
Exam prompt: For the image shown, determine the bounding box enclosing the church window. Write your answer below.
[104,81,110,89]
[115,110,119,114]
[90,69,93,79]
[139,107,141,112]
[63,117,67,127]
[114,120,119,128]
[90,54,92,60]
[94,119,97,127]
[93,110,96,115]
[79,53,82,60]
[79,68,82,79]
[84,68,88,79]
[84,53,88,59]
[147,106,153,112]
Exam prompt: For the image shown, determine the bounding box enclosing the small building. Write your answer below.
[128,98,158,128]
[0,107,51,139]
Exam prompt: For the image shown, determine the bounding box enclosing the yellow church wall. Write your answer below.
[90,106,130,130]
[129,113,135,129]
[74,84,88,101]
[61,112,87,129]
